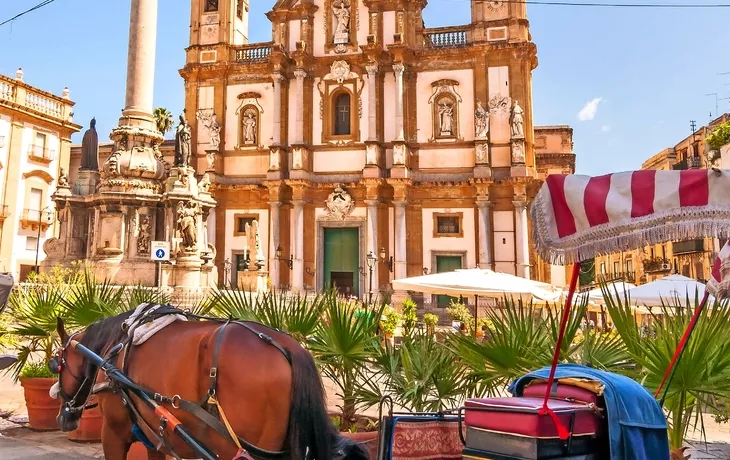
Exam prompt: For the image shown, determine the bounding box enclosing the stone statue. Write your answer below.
[242,111,257,144]
[475,99,489,138]
[333,0,350,35]
[206,151,215,170]
[174,113,192,167]
[177,201,198,251]
[209,116,221,150]
[510,100,524,138]
[57,168,69,187]
[475,143,489,164]
[198,173,211,194]
[80,118,99,171]
[253,220,265,268]
[512,140,525,164]
[438,101,454,135]
[137,215,150,255]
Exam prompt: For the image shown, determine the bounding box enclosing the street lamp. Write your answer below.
[275,245,293,270]
[366,251,377,305]
[379,246,393,273]
[34,205,54,274]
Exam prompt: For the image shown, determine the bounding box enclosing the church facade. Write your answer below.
[179,0,575,299]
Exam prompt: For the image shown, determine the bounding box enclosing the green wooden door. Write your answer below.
[324,228,359,297]
[436,255,462,308]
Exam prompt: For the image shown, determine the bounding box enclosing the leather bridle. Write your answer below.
[49,332,94,416]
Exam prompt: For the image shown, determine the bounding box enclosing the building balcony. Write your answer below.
[0,74,73,123]
[233,42,274,63]
[423,26,469,49]
[596,271,636,283]
[643,258,672,273]
[672,239,705,255]
[27,145,56,164]
[672,157,702,170]
[20,208,53,231]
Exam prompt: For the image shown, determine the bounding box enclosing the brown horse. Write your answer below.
[52,307,369,460]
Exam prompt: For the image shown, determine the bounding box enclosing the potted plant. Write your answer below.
[381,306,400,342]
[423,313,439,335]
[401,297,418,337]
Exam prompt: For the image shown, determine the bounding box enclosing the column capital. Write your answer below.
[291,199,308,208]
[476,200,493,209]
[393,199,407,208]
[512,199,528,210]
[392,63,405,75]
[268,201,282,208]
[272,73,286,83]
[294,69,307,80]
[366,62,379,75]
[364,199,380,207]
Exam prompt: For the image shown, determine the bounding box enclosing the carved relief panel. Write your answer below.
[324,0,359,54]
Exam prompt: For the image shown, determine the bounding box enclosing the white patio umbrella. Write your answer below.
[624,274,713,312]
[576,281,636,306]
[391,268,563,302]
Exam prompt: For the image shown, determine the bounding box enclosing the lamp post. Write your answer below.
[275,245,293,270]
[366,251,376,305]
[34,205,54,274]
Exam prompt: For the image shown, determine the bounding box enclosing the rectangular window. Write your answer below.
[626,259,633,273]
[28,188,43,221]
[26,236,39,251]
[433,213,463,238]
[600,262,606,274]
[613,261,620,274]
[237,0,244,19]
[205,0,219,12]
[31,132,46,157]
[233,214,258,236]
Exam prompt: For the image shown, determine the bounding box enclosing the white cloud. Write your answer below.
[601,125,611,132]
[577,98,603,121]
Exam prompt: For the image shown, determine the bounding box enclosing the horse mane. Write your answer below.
[79,306,145,379]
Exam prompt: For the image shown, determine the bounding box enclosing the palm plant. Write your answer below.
[153,107,174,136]
[604,289,730,454]
[309,298,383,431]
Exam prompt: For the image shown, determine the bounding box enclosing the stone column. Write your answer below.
[294,69,306,145]
[272,73,284,145]
[513,200,530,279]
[207,209,216,248]
[291,200,305,290]
[393,63,405,141]
[365,200,379,292]
[366,63,378,141]
[123,0,158,121]
[477,201,493,269]
[269,201,281,288]
[393,200,407,279]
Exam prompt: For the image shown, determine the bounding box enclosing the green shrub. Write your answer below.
[423,313,439,333]
[20,362,56,379]
[401,297,418,336]
[447,300,473,333]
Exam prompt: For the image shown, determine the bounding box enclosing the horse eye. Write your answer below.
[48,358,61,374]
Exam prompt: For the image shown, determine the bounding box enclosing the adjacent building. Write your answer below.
[0,69,81,280]
[593,113,729,287]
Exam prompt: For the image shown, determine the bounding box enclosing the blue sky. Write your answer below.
[1,0,729,176]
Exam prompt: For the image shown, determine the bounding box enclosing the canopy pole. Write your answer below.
[474,295,478,338]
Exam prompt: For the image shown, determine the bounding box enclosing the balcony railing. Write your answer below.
[0,74,73,122]
[234,43,273,63]
[20,208,53,231]
[596,271,636,283]
[27,145,56,163]
[672,239,704,255]
[424,26,469,49]
[643,258,672,273]
[672,157,702,170]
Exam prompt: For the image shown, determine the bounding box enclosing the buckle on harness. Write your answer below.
[209,367,217,378]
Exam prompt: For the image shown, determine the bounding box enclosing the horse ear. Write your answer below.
[56,317,68,344]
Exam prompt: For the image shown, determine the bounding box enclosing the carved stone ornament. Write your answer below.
[328,60,357,84]
[476,143,489,165]
[292,147,303,169]
[176,201,200,252]
[317,61,364,120]
[510,100,525,139]
[488,94,511,116]
[511,139,525,164]
[269,147,281,171]
[487,1,505,11]
[366,144,378,165]
[393,144,406,165]
[198,173,211,194]
[195,109,221,151]
[137,214,151,255]
[325,184,355,220]
[475,99,490,138]
[43,238,64,258]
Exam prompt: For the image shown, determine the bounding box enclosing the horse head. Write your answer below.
[49,317,90,432]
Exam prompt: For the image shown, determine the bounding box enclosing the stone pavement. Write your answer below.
[0,432,100,459]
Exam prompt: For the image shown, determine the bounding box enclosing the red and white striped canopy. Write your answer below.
[531,169,730,265]
[709,241,730,300]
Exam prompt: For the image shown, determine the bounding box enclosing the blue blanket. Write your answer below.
[508,364,669,460]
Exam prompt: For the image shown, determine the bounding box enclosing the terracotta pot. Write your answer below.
[68,397,102,442]
[20,377,61,431]
[341,430,379,460]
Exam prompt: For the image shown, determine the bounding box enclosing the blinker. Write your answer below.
[48,357,61,374]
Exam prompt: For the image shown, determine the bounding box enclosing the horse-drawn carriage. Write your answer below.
[47,169,730,460]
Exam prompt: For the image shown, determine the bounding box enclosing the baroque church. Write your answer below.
[175,0,575,300]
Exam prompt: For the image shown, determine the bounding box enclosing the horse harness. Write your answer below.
[90,306,293,460]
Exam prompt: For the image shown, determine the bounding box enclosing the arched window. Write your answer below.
[333,92,351,135]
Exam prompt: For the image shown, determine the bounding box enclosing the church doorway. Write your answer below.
[323,228,359,298]
[435,254,463,308]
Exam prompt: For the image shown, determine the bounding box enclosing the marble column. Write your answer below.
[513,200,530,279]
[393,63,405,141]
[365,200,379,292]
[123,0,158,122]
[366,63,378,141]
[291,200,305,290]
[294,69,306,145]
[268,201,281,288]
[476,201,493,269]
[271,73,284,145]
[393,200,407,279]
[207,210,216,248]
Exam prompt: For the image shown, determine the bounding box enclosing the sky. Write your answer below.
[1,0,729,176]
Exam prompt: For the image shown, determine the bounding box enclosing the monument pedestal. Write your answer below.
[237,270,269,293]
[73,170,100,195]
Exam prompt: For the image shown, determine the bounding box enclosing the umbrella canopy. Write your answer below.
[624,274,711,307]
[391,268,563,302]
[577,281,636,306]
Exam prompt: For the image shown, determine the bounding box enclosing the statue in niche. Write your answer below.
[198,173,211,194]
[80,118,99,171]
[57,168,69,188]
[475,99,489,138]
[438,100,454,136]
[137,215,150,255]
[242,110,257,144]
[512,140,525,164]
[174,113,192,167]
[177,201,198,251]
[510,100,524,138]
[209,116,221,150]
[333,0,350,37]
